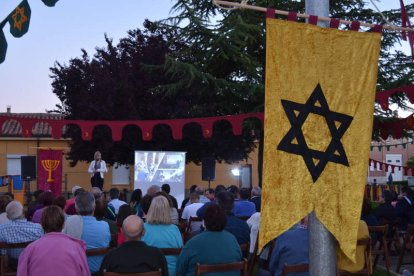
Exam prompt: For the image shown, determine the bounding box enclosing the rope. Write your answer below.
[368,0,392,26]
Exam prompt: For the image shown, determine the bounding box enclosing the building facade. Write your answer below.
[0,112,259,196]
[368,137,414,184]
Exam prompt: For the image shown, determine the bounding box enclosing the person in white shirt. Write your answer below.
[88,151,108,190]
[246,212,260,254]
[195,187,210,204]
[108,188,127,215]
[181,193,204,232]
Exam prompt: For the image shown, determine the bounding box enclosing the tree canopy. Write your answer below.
[50,20,259,166]
[50,0,414,166]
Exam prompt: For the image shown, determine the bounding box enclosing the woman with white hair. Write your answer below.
[142,195,183,276]
[88,151,107,190]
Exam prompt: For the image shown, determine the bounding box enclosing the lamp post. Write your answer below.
[305,1,337,276]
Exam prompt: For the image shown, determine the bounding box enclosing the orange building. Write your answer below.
[0,111,259,197]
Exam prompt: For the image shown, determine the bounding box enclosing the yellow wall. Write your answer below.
[0,138,260,194]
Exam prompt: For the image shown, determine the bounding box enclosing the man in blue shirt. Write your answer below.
[64,192,110,274]
[268,217,309,276]
[233,188,256,217]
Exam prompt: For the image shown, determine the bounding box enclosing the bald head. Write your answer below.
[122,215,145,241]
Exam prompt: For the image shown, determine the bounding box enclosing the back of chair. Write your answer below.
[357,237,371,247]
[368,225,387,236]
[368,225,387,249]
[368,225,387,232]
[380,218,400,239]
[86,247,111,256]
[183,217,203,243]
[248,233,259,276]
[261,239,276,271]
[239,243,250,259]
[368,225,390,272]
[0,242,33,249]
[159,248,182,256]
[396,224,414,273]
[195,259,248,276]
[103,270,162,276]
[281,263,309,276]
[186,217,202,233]
[0,241,33,276]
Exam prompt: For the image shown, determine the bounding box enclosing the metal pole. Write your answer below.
[309,212,337,275]
[306,1,337,276]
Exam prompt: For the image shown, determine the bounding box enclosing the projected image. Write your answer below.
[134,151,186,204]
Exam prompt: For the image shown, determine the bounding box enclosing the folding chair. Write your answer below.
[368,225,390,275]
[195,259,248,276]
[281,263,309,276]
[158,248,182,256]
[381,218,401,254]
[183,216,202,243]
[0,241,33,276]
[239,243,250,259]
[247,232,259,275]
[396,224,414,273]
[86,247,111,256]
[103,269,162,276]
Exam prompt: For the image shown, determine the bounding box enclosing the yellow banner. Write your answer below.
[260,19,381,262]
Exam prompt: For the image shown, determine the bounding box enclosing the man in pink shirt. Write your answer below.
[17,206,89,276]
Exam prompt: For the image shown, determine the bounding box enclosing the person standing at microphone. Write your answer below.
[88,151,108,191]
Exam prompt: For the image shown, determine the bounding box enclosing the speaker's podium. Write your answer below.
[20,156,37,205]
[202,157,215,189]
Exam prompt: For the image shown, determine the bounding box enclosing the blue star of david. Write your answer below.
[277,84,353,182]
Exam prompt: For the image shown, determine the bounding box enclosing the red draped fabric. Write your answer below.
[37,149,63,196]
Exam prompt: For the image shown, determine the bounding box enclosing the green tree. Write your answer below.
[50,20,258,166]
[161,0,414,113]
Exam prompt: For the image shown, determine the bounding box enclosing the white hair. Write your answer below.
[6,201,24,220]
[90,187,103,200]
[252,186,262,196]
[75,192,95,216]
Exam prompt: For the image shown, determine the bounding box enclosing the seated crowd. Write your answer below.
[0,184,260,276]
[1,182,410,275]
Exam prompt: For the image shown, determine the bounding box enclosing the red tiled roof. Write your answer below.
[0,113,65,137]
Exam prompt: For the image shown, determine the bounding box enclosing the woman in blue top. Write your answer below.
[176,204,242,276]
[142,195,183,276]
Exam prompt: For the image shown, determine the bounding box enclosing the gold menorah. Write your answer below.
[41,160,60,182]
